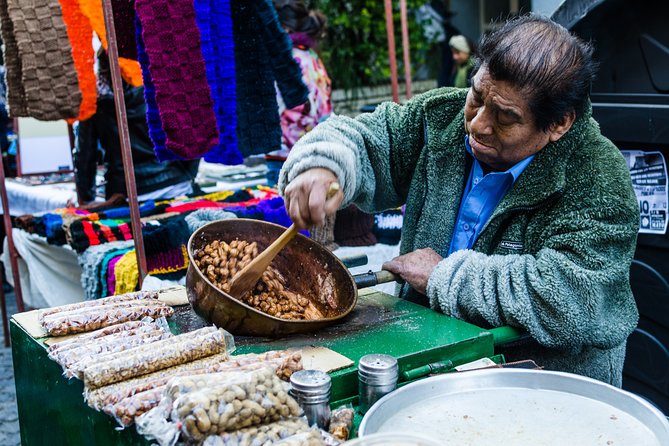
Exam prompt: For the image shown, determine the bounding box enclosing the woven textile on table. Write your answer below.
[3,0,81,120]
[231,0,307,156]
[134,0,219,159]
[59,0,97,121]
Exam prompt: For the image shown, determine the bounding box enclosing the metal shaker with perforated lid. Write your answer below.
[289,369,332,429]
[358,354,399,414]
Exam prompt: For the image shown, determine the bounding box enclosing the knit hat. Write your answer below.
[135,0,220,159]
[449,35,470,54]
[4,0,82,120]
[0,0,26,116]
[185,209,237,232]
[334,205,377,247]
[59,0,97,122]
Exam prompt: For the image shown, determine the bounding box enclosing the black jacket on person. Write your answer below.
[75,86,199,202]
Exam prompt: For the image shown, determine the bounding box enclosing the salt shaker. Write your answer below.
[289,369,332,429]
[358,354,399,414]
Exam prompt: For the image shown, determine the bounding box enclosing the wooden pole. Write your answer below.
[399,0,413,99]
[101,0,148,285]
[384,0,400,103]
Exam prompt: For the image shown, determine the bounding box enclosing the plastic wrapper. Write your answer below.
[46,320,147,357]
[61,328,173,379]
[107,387,165,427]
[86,350,301,411]
[38,290,159,323]
[328,406,354,441]
[41,302,174,336]
[201,417,311,446]
[136,367,302,445]
[273,429,328,446]
[83,327,229,389]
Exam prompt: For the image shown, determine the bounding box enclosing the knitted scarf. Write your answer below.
[4,0,81,120]
[111,0,138,60]
[193,0,243,165]
[231,0,308,156]
[78,240,134,300]
[106,254,124,296]
[134,18,175,162]
[59,0,97,122]
[114,250,139,294]
[134,0,220,159]
[77,0,143,86]
[0,0,26,116]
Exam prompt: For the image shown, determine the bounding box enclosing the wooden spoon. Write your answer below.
[228,182,341,299]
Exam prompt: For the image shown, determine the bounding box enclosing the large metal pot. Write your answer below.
[359,369,669,445]
[186,219,395,337]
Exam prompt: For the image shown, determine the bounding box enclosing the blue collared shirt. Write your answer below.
[447,136,535,255]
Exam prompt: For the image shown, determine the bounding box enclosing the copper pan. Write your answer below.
[186,219,398,337]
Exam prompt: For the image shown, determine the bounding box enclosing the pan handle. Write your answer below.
[353,270,401,289]
[338,253,368,269]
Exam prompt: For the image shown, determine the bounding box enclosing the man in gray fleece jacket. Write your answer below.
[278,15,639,386]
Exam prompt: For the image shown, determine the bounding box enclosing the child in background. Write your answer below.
[275,0,332,150]
[449,34,474,88]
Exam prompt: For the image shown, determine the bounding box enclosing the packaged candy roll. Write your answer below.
[201,417,312,446]
[38,290,159,322]
[83,327,230,389]
[41,302,174,336]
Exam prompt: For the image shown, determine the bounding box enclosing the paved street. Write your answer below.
[0,290,20,446]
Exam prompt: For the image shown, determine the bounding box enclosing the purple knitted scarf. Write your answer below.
[134,0,219,159]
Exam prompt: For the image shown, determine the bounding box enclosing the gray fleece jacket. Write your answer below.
[278,88,639,386]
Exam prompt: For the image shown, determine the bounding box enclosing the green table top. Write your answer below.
[11,290,497,445]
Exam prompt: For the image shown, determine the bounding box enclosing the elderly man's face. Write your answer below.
[464,66,570,171]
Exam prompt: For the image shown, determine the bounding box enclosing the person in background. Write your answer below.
[274,0,332,151]
[449,34,474,88]
[280,15,639,386]
[75,50,200,204]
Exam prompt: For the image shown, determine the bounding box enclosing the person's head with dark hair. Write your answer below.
[274,0,326,42]
[474,14,595,132]
[464,14,596,171]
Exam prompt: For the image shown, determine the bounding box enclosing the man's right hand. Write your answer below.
[283,168,344,229]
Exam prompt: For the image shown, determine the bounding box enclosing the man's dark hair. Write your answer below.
[474,14,596,132]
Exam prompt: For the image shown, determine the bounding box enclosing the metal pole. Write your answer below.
[399,0,413,99]
[384,0,400,103]
[0,263,9,346]
[0,154,24,313]
[101,0,147,285]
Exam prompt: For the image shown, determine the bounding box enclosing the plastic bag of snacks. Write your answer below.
[273,429,328,446]
[95,351,303,427]
[47,318,172,379]
[201,417,312,446]
[41,301,173,336]
[46,320,147,357]
[136,367,302,445]
[83,327,231,389]
[38,290,159,322]
[87,350,300,410]
[328,405,355,441]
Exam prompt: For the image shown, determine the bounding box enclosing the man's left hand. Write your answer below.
[382,248,443,295]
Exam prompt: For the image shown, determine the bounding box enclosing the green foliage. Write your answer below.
[310,0,435,94]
